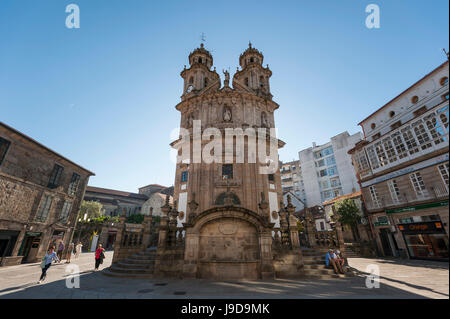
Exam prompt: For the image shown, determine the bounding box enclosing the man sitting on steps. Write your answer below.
[325,249,344,274]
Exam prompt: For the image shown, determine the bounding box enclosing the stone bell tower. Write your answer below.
[159,43,302,280]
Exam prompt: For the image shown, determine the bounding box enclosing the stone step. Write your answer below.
[123,258,156,264]
[303,268,337,275]
[102,269,154,279]
[303,264,328,270]
[303,260,325,265]
[116,261,155,269]
[109,265,154,274]
[137,252,157,256]
[303,273,347,279]
[128,255,156,261]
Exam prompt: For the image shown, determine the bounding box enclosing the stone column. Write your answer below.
[111,213,126,264]
[11,229,26,257]
[182,229,199,278]
[259,230,275,279]
[142,215,153,248]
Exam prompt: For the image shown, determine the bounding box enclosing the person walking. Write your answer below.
[38,246,59,283]
[74,242,83,259]
[66,242,74,263]
[56,241,65,263]
[94,244,105,271]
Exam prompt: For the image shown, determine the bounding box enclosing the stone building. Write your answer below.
[84,186,149,217]
[0,121,94,266]
[348,60,449,260]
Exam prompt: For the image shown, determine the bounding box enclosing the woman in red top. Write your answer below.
[94,244,105,270]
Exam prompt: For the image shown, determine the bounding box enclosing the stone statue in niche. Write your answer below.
[223,106,232,122]
[186,114,194,127]
[261,111,268,127]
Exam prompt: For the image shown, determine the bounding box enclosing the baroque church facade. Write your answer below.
[153,43,304,279]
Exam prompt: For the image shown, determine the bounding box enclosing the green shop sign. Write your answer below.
[374,221,390,227]
[386,201,449,214]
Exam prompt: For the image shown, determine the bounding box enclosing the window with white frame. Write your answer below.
[401,126,420,155]
[369,185,381,207]
[35,194,53,222]
[366,146,379,170]
[438,163,449,191]
[59,201,72,223]
[382,138,397,163]
[391,132,408,159]
[409,172,428,198]
[437,105,449,129]
[424,113,446,145]
[387,179,401,204]
[355,150,370,171]
[374,142,389,167]
[412,120,432,150]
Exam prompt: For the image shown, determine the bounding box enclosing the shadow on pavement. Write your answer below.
[0,269,432,299]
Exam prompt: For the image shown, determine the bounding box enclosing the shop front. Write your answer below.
[18,232,43,263]
[398,221,449,260]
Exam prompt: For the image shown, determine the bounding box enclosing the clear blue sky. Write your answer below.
[1,0,448,192]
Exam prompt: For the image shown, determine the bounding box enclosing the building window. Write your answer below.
[59,201,72,223]
[47,164,64,189]
[424,113,446,145]
[35,194,53,222]
[440,77,448,86]
[409,172,428,198]
[438,163,449,191]
[326,155,336,166]
[330,177,341,188]
[198,57,203,64]
[68,173,80,196]
[369,185,381,208]
[222,164,233,179]
[443,93,449,101]
[391,132,408,159]
[316,159,325,167]
[181,171,188,183]
[389,111,396,118]
[366,146,380,170]
[355,150,370,171]
[327,166,338,176]
[0,137,11,166]
[268,174,275,182]
[371,123,376,130]
[245,78,249,86]
[411,96,419,104]
[204,77,208,87]
[319,221,325,231]
[437,105,449,129]
[319,169,328,177]
[374,141,389,167]
[401,126,420,155]
[382,138,397,163]
[189,76,194,84]
[412,120,432,150]
[387,179,401,204]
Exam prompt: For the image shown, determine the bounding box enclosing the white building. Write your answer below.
[299,131,362,207]
[280,160,307,209]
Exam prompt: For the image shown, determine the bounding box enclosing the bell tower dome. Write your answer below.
[180,43,220,99]
[233,42,272,99]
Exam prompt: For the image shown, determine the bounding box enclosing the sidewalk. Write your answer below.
[0,254,447,299]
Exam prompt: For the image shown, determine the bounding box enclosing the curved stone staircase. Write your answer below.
[302,248,356,279]
[102,247,156,278]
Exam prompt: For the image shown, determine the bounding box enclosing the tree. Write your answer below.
[334,198,361,241]
[78,200,104,221]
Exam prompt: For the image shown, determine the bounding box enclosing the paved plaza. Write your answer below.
[0,251,447,299]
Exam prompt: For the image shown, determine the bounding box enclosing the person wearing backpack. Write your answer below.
[94,244,105,271]
[38,246,59,284]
